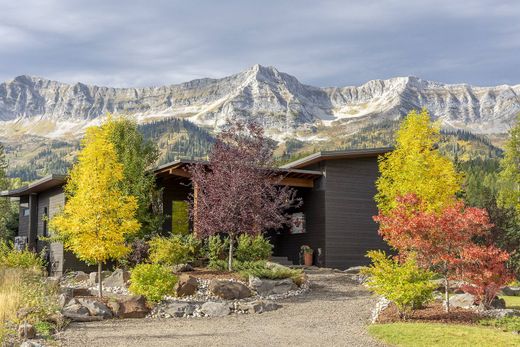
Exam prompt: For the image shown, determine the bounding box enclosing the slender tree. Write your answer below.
[189,122,299,271]
[102,115,161,238]
[376,109,462,214]
[50,126,140,297]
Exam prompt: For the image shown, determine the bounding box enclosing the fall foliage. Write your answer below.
[373,194,495,312]
[50,125,140,296]
[189,122,299,271]
[375,109,462,214]
[455,244,514,308]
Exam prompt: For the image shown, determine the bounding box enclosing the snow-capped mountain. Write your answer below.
[1,64,519,141]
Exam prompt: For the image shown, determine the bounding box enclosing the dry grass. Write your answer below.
[0,267,24,322]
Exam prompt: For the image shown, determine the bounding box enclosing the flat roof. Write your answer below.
[280,147,393,169]
[154,159,323,181]
[0,174,67,197]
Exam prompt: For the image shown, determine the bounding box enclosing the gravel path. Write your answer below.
[57,270,384,347]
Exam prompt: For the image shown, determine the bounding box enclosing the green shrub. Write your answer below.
[34,321,55,339]
[235,234,273,262]
[148,234,201,266]
[207,235,229,266]
[361,250,436,318]
[129,263,177,303]
[0,241,45,270]
[479,316,520,332]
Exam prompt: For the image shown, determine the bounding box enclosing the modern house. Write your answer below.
[1,148,391,275]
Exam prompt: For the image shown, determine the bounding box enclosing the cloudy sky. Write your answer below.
[0,0,519,87]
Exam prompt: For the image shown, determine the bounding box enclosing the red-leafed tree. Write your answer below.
[189,121,300,271]
[455,244,513,309]
[373,194,494,312]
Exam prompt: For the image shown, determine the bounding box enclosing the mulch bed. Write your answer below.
[377,302,481,325]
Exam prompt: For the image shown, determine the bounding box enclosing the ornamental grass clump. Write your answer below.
[362,250,436,319]
[129,263,177,303]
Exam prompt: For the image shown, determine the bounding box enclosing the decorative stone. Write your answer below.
[209,280,251,300]
[200,302,231,317]
[103,269,130,288]
[116,295,150,318]
[480,309,520,319]
[175,274,199,297]
[344,266,364,274]
[248,276,297,296]
[172,263,194,272]
[18,323,36,339]
[62,299,90,317]
[77,298,113,319]
[163,302,197,317]
[490,296,506,309]
[58,292,72,308]
[445,293,476,310]
[45,276,61,288]
[89,271,112,285]
[72,271,89,282]
[20,341,43,347]
[238,300,281,314]
[502,286,520,296]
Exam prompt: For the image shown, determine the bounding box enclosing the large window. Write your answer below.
[172,200,190,235]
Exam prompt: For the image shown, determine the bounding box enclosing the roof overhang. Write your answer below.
[154,160,322,188]
[280,147,393,169]
[0,174,67,197]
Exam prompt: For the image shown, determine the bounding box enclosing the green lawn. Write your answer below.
[501,295,520,310]
[369,322,520,347]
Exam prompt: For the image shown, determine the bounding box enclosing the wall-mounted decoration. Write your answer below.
[290,212,306,234]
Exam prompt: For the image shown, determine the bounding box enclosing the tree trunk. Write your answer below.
[98,262,103,298]
[228,235,234,272]
[444,276,450,313]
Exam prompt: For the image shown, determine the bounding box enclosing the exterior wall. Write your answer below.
[323,157,388,269]
[36,186,66,275]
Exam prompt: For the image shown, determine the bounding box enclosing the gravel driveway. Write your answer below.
[58,269,384,347]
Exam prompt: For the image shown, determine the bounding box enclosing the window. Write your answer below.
[22,208,30,217]
[172,200,190,234]
[43,207,48,237]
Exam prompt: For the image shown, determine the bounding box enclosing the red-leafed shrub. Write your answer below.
[373,194,494,312]
[456,244,513,308]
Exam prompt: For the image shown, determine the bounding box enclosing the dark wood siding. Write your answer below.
[323,157,388,269]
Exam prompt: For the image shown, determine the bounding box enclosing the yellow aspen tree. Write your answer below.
[50,126,140,297]
[375,109,462,214]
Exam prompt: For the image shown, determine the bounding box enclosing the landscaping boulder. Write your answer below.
[103,269,130,288]
[113,295,150,318]
[163,302,198,317]
[45,276,61,288]
[248,276,297,296]
[72,271,89,282]
[502,286,520,296]
[445,293,476,310]
[490,296,506,309]
[89,271,112,285]
[77,298,113,319]
[480,309,520,319]
[58,292,72,308]
[344,266,364,274]
[200,302,231,317]
[238,300,281,314]
[18,323,36,339]
[172,263,194,272]
[62,298,90,317]
[175,274,199,297]
[209,280,252,300]
[20,341,43,347]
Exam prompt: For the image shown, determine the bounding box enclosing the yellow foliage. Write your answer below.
[375,109,462,213]
[50,125,140,264]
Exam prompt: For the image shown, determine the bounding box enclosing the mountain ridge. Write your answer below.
[1,64,519,143]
